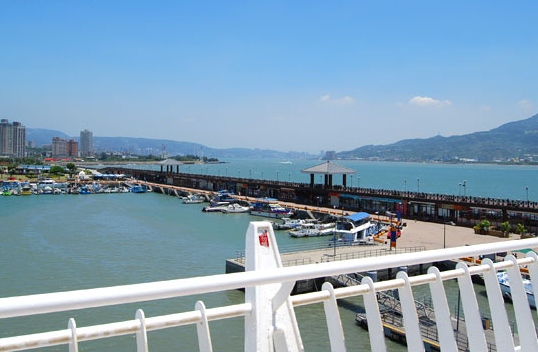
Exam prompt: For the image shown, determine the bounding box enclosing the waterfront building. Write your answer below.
[80,129,93,157]
[67,138,78,157]
[51,137,67,157]
[0,119,26,157]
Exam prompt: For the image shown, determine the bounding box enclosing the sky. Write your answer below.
[1,1,537,154]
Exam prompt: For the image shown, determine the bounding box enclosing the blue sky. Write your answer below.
[1,1,537,154]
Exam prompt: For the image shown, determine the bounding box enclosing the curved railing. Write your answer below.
[1,221,538,351]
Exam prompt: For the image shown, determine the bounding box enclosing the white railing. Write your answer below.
[1,221,538,351]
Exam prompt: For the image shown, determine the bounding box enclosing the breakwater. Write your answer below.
[100,166,538,234]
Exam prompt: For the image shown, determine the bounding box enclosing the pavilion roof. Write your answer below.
[301,160,356,175]
[157,158,184,165]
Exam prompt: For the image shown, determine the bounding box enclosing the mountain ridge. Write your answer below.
[25,113,538,162]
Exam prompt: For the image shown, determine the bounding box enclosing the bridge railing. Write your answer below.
[1,221,538,351]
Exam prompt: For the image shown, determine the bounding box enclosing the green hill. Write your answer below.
[336,113,538,163]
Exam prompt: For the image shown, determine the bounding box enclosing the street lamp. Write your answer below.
[526,186,529,202]
[350,175,353,189]
[417,178,420,193]
[459,182,462,196]
[462,180,466,197]
[404,179,407,191]
[358,177,361,188]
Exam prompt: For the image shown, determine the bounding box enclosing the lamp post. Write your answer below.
[417,178,420,193]
[276,171,279,181]
[458,182,462,196]
[358,177,361,188]
[404,179,407,191]
[462,180,466,197]
[526,186,529,202]
[350,175,353,189]
[443,216,446,249]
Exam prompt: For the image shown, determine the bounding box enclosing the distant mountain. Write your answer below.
[26,113,538,162]
[25,130,314,159]
[26,128,70,146]
[336,113,538,162]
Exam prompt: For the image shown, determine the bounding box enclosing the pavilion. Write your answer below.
[301,160,356,188]
[157,159,183,173]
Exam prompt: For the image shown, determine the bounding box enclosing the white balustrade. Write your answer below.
[0,221,537,351]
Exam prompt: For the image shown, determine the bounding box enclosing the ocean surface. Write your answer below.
[135,158,538,200]
[1,159,536,351]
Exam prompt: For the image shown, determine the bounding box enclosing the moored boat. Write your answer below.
[250,198,293,219]
[221,203,251,213]
[497,271,536,308]
[330,212,383,245]
[182,194,206,204]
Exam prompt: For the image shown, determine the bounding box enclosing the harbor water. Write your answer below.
[2,160,537,351]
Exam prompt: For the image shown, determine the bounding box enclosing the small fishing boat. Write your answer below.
[497,271,536,308]
[130,185,148,193]
[250,199,293,219]
[202,205,229,212]
[221,203,251,213]
[330,212,383,245]
[182,194,205,204]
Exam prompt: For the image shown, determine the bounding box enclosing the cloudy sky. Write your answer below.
[1,1,537,154]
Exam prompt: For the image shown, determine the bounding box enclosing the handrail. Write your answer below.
[1,221,537,351]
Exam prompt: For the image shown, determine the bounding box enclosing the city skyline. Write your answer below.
[1,1,537,154]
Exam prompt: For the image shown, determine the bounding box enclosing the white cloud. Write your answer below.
[518,99,534,111]
[319,94,355,105]
[409,96,452,107]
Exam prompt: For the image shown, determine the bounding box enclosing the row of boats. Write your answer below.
[1,179,149,195]
[181,190,405,243]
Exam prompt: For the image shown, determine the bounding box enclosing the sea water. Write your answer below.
[139,158,538,200]
[2,160,537,351]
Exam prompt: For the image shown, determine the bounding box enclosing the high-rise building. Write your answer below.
[67,139,78,157]
[52,137,67,157]
[0,119,26,157]
[80,129,93,157]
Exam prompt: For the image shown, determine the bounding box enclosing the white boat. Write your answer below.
[330,212,382,245]
[289,222,336,238]
[497,271,536,308]
[202,205,229,212]
[250,199,293,219]
[221,203,251,213]
[271,218,308,230]
[182,194,205,204]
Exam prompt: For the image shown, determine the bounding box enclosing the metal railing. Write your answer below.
[1,221,538,351]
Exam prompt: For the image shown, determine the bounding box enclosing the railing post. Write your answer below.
[395,271,424,352]
[505,255,538,351]
[195,301,213,352]
[244,221,303,352]
[361,276,387,352]
[321,282,346,352]
[480,259,515,351]
[135,309,149,352]
[455,262,488,352]
[68,318,78,352]
[427,266,458,352]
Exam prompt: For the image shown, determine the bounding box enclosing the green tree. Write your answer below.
[66,163,77,176]
[515,223,527,235]
[49,165,66,176]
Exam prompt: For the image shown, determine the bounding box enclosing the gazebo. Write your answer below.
[157,159,183,173]
[301,160,356,188]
